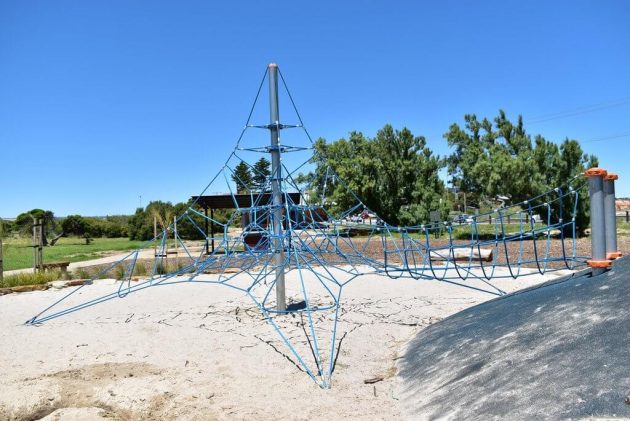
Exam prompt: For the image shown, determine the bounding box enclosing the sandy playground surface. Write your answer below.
[0,267,567,420]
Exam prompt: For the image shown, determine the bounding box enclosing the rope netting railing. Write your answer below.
[25,65,600,388]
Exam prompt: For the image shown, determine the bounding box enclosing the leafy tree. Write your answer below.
[127,200,231,241]
[61,215,88,236]
[445,111,536,204]
[128,201,175,241]
[303,125,448,225]
[446,110,597,234]
[232,161,253,193]
[252,157,271,192]
[14,209,56,244]
[0,218,13,236]
[545,139,597,233]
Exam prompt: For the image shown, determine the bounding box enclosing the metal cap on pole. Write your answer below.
[268,63,286,311]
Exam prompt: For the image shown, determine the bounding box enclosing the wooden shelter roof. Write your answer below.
[191,192,302,209]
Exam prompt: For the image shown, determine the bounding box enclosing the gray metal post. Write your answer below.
[210,208,215,253]
[585,168,610,275]
[204,207,209,255]
[603,173,621,260]
[268,63,286,311]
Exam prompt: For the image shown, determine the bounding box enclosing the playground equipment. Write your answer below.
[25,64,621,388]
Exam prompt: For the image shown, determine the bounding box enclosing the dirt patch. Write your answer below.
[6,363,162,421]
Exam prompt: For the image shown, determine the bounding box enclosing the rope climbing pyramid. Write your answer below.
[27,64,596,388]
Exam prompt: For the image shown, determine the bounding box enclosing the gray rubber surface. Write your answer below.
[398,257,630,420]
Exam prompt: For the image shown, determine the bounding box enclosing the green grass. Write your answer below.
[1,270,64,288]
[618,221,630,237]
[1,237,144,271]
[381,222,547,240]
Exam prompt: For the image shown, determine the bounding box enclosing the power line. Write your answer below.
[583,132,630,143]
[527,98,630,124]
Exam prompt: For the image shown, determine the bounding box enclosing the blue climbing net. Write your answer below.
[27,66,589,388]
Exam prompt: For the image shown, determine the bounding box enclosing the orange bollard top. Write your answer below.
[587,259,612,269]
[584,167,608,177]
[606,251,622,260]
[604,173,619,181]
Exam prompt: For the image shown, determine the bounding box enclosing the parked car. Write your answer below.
[350,215,363,223]
[452,214,473,224]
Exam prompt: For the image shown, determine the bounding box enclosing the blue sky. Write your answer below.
[1,0,629,217]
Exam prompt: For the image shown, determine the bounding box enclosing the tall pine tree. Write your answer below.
[232,161,253,193]
[253,157,271,192]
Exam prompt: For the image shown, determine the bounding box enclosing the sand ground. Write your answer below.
[0,267,566,420]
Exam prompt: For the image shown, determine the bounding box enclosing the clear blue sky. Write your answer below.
[1,0,629,217]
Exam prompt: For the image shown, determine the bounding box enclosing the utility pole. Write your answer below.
[268,63,286,312]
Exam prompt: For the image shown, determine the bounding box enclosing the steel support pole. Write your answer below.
[603,173,621,260]
[268,63,286,311]
[210,208,215,253]
[585,168,610,275]
[174,216,178,257]
[204,207,209,255]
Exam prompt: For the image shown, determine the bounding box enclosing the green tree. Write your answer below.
[232,161,253,193]
[252,157,271,192]
[446,110,597,234]
[61,215,88,236]
[304,125,448,225]
[128,201,175,241]
[535,138,598,234]
[445,111,536,204]
[15,209,56,244]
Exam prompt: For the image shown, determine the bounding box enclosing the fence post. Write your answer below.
[626,210,629,223]
[584,168,611,275]
[603,173,622,260]
[32,218,44,272]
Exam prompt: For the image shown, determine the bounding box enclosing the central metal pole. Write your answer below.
[269,63,286,311]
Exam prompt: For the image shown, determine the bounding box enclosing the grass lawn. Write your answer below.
[380,222,548,240]
[1,237,145,271]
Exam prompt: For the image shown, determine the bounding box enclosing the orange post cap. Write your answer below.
[584,168,607,177]
[587,260,612,269]
[606,251,622,260]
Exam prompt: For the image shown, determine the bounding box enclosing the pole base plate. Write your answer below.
[587,260,612,269]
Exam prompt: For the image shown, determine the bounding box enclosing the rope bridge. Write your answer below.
[26,65,599,388]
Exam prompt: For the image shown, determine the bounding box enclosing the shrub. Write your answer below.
[1,270,63,288]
